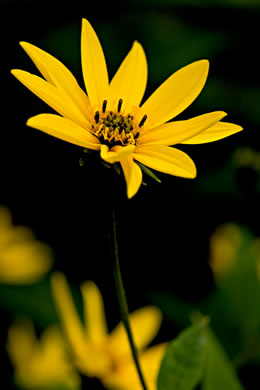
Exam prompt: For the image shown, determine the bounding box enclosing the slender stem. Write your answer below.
[111,208,148,390]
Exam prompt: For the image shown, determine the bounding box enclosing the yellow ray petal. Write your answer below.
[20,42,91,121]
[108,41,147,113]
[104,343,167,390]
[139,60,209,129]
[137,111,227,146]
[182,121,243,144]
[80,281,108,345]
[0,240,52,284]
[81,18,109,107]
[140,342,168,376]
[7,320,35,368]
[134,145,196,178]
[100,144,135,164]
[109,306,162,358]
[27,114,101,150]
[120,155,143,199]
[11,69,89,128]
[50,272,87,359]
[51,275,112,379]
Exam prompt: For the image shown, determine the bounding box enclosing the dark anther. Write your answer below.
[117,98,123,113]
[102,100,107,113]
[94,111,100,123]
[139,114,147,127]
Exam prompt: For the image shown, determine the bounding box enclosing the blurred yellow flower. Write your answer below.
[0,206,52,284]
[51,272,167,390]
[209,223,242,282]
[12,18,242,198]
[7,319,80,389]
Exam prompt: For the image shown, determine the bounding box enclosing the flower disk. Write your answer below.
[91,99,147,147]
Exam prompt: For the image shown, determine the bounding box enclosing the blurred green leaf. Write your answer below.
[150,290,192,327]
[0,278,58,327]
[18,385,73,390]
[157,319,208,390]
[218,226,260,338]
[202,328,244,390]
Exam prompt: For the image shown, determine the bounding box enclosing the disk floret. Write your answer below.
[91,99,147,147]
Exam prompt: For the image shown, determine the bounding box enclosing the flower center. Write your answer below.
[91,99,147,147]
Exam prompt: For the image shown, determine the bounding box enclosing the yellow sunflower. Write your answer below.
[11,18,242,198]
[51,272,167,390]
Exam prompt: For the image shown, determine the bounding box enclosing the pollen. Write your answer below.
[91,99,147,147]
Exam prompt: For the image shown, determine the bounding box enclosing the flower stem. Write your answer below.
[111,208,148,390]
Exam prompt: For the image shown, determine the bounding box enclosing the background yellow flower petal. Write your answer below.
[109,306,162,358]
[182,121,243,144]
[100,144,135,164]
[104,343,167,390]
[81,18,109,107]
[120,156,143,199]
[0,206,52,284]
[137,111,227,146]
[50,272,88,358]
[7,320,80,389]
[19,42,91,122]
[107,41,148,113]
[0,240,52,284]
[51,274,111,379]
[11,70,90,129]
[7,320,35,369]
[139,60,209,129]
[134,145,197,178]
[27,114,101,150]
[80,281,108,344]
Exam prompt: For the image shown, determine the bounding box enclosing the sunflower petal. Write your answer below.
[81,18,109,107]
[139,60,209,128]
[108,41,147,113]
[182,121,243,144]
[100,144,135,164]
[20,42,91,121]
[134,145,196,178]
[138,111,227,146]
[120,156,143,199]
[11,70,90,128]
[80,281,108,344]
[27,114,100,150]
[109,306,162,358]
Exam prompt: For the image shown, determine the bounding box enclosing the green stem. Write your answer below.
[111,208,148,390]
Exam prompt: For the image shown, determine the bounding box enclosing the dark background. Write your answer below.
[1,0,260,389]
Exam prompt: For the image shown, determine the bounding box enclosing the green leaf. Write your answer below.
[202,328,244,390]
[157,319,208,390]
[0,278,58,327]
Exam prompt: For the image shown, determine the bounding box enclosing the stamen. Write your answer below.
[94,111,100,123]
[102,100,107,113]
[139,114,147,127]
[117,98,123,113]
